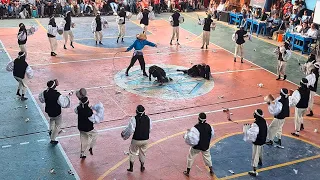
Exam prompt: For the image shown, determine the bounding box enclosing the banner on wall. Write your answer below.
[314,0,320,24]
[250,0,266,8]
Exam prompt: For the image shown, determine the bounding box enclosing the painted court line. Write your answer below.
[2,145,12,148]
[57,102,265,139]
[19,142,29,145]
[0,40,80,180]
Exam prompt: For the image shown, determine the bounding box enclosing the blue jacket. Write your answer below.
[126,39,156,52]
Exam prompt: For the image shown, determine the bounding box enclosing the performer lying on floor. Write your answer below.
[149,65,172,86]
[177,64,211,80]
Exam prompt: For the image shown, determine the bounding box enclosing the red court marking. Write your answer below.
[1,19,319,180]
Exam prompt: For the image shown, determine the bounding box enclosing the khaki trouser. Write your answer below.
[80,129,98,156]
[48,37,57,52]
[202,31,210,46]
[294,107,307,132]
[118,24,125,38]
[141,24,148,34]
[187,147,212,168]
[63,30,74,45]
[129,139,148,163]
[234,44,244,58]
[19,44,27,53]
[171,26,179,41]
[94,31,103,41]
[277,61,287,77]
[14,76,27,95]
[308,91,316,111]
[267,118,285,140]
[49,115,62,141]
[252,144,263,168]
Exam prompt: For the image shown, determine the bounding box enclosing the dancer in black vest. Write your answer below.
[245,109,267,177]
[47,16,58,56]
[149,65,172,86]
[8,51,33,101]
[183,113,214,177]
[121,105,152,172]
[91,11,107,45]
[75,97,104,158]
[63,11,75,49]
[306,64,319,117]
[198,14,215,49]
[289,78,310,137]
[117,7,126,43]
[265,88,290,147]
[39,80,72,144]
[169,9,181,45]
[138,8,155,34]
[233,26,247,63]
[275,41,291,80]
[17,23,36,54]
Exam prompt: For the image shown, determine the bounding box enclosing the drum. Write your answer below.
[57,27,64,35]
[264,94,275,103]
[179,16,184,23]
[116,16,124,24]
[126,11,132,19]
[121,128,132,140]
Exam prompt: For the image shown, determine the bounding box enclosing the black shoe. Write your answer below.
[291,132,299,137]
[206,45,208,49]
[127,161,133,172]
[121,38,124,42]
[283,75,287,80]
[140,165,145,172]
[125,72,129,76]
[16,91,21,97]
[117,38,119,43]
[265,140,273,145]
[258,159,262,166]
[306,111,314,117]
[177,42,180,45]
[50,140,59,144]
[201,46,204,49]
[248,171,258,177]
[89,148,93,155]
[96,41,98,45]
[70,43,74,48]
[241,58,244,63]
[80,155,86,159]
[64,45,67,49]
[99,41,103,45]
[143,73,148,77]
[274,139,282,146]
[21,96,28,101]
[276,75,281,80]
[170,41,172,45]
[234,57,236,62]
[183,171,190,177]
[52,52,57,56]
[300,124,304,131]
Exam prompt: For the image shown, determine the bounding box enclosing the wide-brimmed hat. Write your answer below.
[76,88,87,100]
[136,33,147,40]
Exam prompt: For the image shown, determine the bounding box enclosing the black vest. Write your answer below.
[13,57,28,79]
[64,18,71,31]
[77,105,94,132]
[310,72,319,92]
[140,12,149,26]
[296,87,310,108]
[118,11,126,24]
[18,29,27,45]
[253,118,267,145]
[203,18,213,31]
[96,18,102,31]
[132,115,150,141]
[44,89,62,117]
[172,13,180,27]
[275,96,290,119]
[193,122,212,151]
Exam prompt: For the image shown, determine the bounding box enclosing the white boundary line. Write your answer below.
[0,40,80,180]
[57,102,265,139]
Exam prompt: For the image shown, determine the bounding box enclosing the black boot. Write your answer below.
[117,37,119,43]
[121,38,124,42]
[300,124,304,131]
[209,166,214,176]
[276,75,281,80]
[206,45,208,49]
[127,161,133,172]
[143,72,148,77]
[241,58,244,63]
[89,148,93,155]
[283,75,287,80]
[306,111,314,117]
[177,41,180,45]
[21,94,28,101]
[275,139,282,146]
[99,41,103,45]
[64,45,67,49]
[140,162,145,172]
[170,40,172,45]
[96,41,98,45]
[70,42,74,48]
[234,57,236,62]
[258,158,262,166]
[183,168,190,177]
[16,89,21,96]
[201,46,204,49]
[248,167,258,177]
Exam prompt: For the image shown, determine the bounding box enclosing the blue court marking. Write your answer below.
[114,64,214,100]
[210,134,320,179]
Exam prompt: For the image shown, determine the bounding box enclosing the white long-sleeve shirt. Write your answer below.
[39,91,71,108]
[47,25,58,37]
[243,123,259,142]
[289,90,301,107]
[306,73,316,88]
[74,102,104,123]
[121,116,152,140]
[268,96,283,116]
[184,125,214,146]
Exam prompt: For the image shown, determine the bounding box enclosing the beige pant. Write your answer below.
[80,129,98,156]
[94,31,103,41]
[277,61,287,77]
[294,107,307,132]
[141,24,148,34]
[171,26,179,41]
[118,24,125,38]
[252,144,263,167]
[63,30,74,45]
[14,76,27,94]
[129,139,148,163]
[49,115,62,141]
[234,44,244,58]
[267,118,285,140]
[202,31,210,46]
[19,44,27,53]
[48,37,57,52]
[187,147,212,168]
[308,91,316,111]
